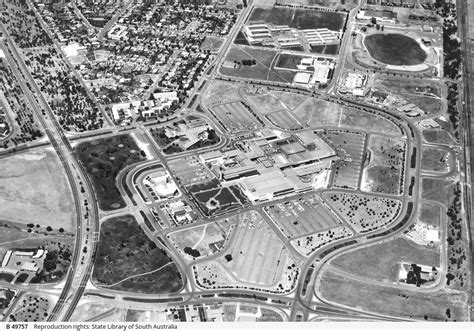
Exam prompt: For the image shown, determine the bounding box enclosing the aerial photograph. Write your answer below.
[0,0,472,327]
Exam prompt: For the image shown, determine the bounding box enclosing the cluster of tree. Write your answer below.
[445,184,468,288]
[435,0,462,80]
[446,82,460,139]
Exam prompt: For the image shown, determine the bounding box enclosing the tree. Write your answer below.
[370,17,377,25]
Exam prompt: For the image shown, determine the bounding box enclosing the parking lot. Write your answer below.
[319,130,366,189]
[264,193,342,239]
[210,101,263,133]
[168,156,215,186]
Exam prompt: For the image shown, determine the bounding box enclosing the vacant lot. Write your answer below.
[422,129,457,145]
[246,90,307,114]
[220,45,295,83]
[419,202,441,226]
[422,147,453,173]
[362,135,405,195]
[167,217,237,260]
[376,77,442,98]
[76,134,146,210]
[293,98,402,136]
[364,34,427,66]
[200,36,224,53]
[275,53,305,69]
[422,178,457,203]
[330,237,440,282]
[92,215,182,294]
[318,270,468,321]
[0,149,74,231]
[249,7,346,31]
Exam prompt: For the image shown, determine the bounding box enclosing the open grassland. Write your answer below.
[422,178,457,204]
[0,148,74,231]
[200,36,224,53]
[362,135,405,195]
[167,217,238,260]
[375,77,442,98]
[220,45,295,83]
[422,129,457,145]
[293,98,402,136]
[330,237,440,282]
[364,34,427,66]
[245,89,307,114]
[318,270,468,321]
[422,147,453,173]
[420,202,441,226]
[9,294,52,322]
[76,134,146,210]
[275,0,359,10]
[248,7,345,31]
[202,80,244,107]
[324,192,401,234]
[92,215,182,294]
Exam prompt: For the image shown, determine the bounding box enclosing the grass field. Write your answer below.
[275,53,305,69]
[246,90,307,114]
[423,129,457,144]
[422,147,453,173]
[419,202,441,226]
[293,98,402,136]
[375,77,442,98]
[362,135,405,195]
[324,192,401,234]
[0,149,74,231]
[330,237,440,282]
[200,36,224,53]
[422,178,457,203]
[76,134,146,210]
[202,80,244,107]
[248,7,346,31]
[318,270,468,321]
[167,217,237,260]
[92,215,182,294]
[220,45,295,83]
[9,294,52,322]
[364,34,427,66]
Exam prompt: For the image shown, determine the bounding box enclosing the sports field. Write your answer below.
[364,34,427,66]
[264,194,341,239]
[248,7,346,31]
[0,148,74,231]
